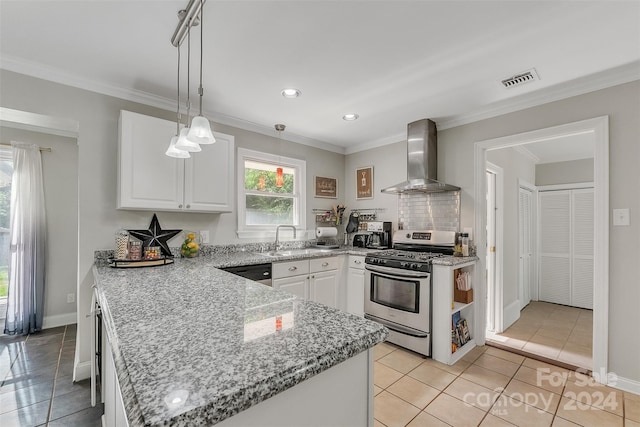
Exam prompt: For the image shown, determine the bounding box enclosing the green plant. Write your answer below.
[0,266,8,298]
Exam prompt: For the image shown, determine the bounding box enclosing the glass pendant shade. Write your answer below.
[276,167,284,187]
[175,128,202,152]
[187,115,216,144]
[166,135,191,158]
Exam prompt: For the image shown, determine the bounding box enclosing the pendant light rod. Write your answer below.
[171,0,205,47]
[175,44,181,135]
[185,24,191,123]
[197,0,204,116]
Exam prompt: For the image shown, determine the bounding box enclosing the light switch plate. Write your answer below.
[200,230,210,244]
[613,209,630,226]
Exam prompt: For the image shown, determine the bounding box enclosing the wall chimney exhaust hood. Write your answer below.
[381,119,460,194]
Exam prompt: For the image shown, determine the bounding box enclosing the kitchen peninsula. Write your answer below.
[93,256,387,426]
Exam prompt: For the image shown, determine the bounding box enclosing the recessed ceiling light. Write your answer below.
[281,88,301,98]
[342,113,359,121]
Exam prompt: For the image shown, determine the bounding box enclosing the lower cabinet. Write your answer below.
[273,257,341,308]
[102,323,129,427]
[346,255,366,317]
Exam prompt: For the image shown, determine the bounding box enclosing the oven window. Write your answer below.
[370,274,419,313]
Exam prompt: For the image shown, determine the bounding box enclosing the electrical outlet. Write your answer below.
[67,293,75,303]
[200,230,210,244]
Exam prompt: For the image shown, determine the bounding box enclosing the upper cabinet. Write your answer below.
[117,110,234,213]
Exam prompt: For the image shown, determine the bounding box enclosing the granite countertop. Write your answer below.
[93,258,387,426]
[190,247,374,269]
[432,255,479,266]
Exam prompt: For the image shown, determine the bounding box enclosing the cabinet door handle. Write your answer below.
[354,260,362,264]
[322,262,329,267]
[178,204,183,208]
[288,266,297,271]
[186,204,191,209]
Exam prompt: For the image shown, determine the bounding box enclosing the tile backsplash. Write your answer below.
[398,191,460,232]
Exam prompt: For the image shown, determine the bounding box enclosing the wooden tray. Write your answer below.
[109,257,174,268]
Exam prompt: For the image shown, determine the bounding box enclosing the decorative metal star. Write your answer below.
[128,214,181,257]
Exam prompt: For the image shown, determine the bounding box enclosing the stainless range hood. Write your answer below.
[381,119,460,194]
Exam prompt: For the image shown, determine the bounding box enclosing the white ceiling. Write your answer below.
[1,1,639,154]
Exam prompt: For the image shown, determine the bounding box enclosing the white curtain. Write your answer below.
[4,142,46,335]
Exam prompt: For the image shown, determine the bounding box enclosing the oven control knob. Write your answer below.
[410,263,419,269]
[406,233,411,239]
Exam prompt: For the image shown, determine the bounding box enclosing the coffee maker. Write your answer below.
[366,221,392,249]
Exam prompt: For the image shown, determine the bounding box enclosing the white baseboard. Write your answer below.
[503,300,521,331]
[75,360,92,381]
[43,312,77,330]
[611,375,640,395]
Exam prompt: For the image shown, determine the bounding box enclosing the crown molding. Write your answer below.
[345,61,639,154]
[3,54,638,156]
[0,55,345,154]
[513,145,540,164]
[437,61,640,130]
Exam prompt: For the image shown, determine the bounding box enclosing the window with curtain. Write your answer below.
[236,147,306,238]
[0,147,12,322]
[4,142,46,335]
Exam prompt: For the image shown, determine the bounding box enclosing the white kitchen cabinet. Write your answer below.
[117,110,234,213]
[273,275,308,299]
[273,256,341,309]
[432,261,477,365]
[102,323,129,427]
[346,255,366,317]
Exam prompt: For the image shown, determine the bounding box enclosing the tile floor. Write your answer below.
[0,324,102,426]
[373,342,639,427]
[486,301,593,370]
[3,323,637,427]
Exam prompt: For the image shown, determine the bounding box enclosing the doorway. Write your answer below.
[474,116,608,381]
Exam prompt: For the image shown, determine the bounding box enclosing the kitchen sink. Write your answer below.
[256,248,336,258]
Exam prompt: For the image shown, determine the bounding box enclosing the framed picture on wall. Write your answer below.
[356,166,373,200]
[314,176,337,198]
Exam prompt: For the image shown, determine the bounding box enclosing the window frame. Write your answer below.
[236,147,306,239]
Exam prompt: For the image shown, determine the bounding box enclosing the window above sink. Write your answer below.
[237,148,307,239]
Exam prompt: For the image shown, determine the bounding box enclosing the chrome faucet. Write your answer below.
[275,225,296,251]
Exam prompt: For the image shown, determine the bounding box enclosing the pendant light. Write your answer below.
[275,124,285,187]
[166,42,190,158]
[187,0,216,144]
[175,22,201,153]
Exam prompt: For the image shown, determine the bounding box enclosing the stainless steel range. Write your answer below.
[364,230,456,356]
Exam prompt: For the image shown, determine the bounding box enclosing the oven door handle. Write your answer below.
[364,314,429,338]
[365,264,430,278]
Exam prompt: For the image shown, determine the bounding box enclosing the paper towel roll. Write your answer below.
[316,227,338,238]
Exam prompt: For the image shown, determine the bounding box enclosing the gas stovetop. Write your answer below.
[365,250,444,272]
[364,230,456,272]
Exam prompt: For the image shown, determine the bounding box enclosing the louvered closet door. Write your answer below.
[539,191,571,305]
[571,189,594,309]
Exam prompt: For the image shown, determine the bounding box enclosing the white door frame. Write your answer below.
[485,163,504,333]
[474,116,609,383]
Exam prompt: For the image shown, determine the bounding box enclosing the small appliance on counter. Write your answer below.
[365,221,392,249]
[353,233,368,247]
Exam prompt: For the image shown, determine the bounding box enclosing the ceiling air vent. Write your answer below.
[501,69,539,88]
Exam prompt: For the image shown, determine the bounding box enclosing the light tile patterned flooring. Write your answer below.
[374,342,640,427]
[486,301,593,370]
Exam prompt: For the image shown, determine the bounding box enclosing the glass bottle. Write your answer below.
[115,229,129,260]
[461,233,469,257]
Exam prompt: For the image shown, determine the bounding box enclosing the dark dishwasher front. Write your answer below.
[221,263,272,286]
